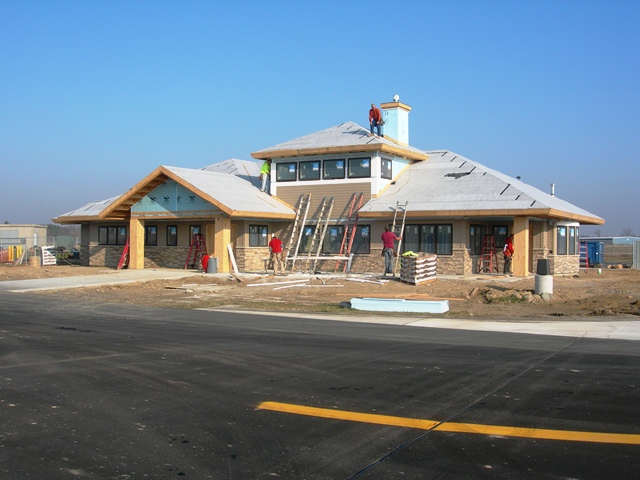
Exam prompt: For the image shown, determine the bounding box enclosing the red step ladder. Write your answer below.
[117,241,129,270]
[184,233,208,269]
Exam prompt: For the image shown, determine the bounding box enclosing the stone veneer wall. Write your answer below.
[549,254,580,275]
[236,246,271,273]
[87,245,122,268]
[144,247,191,269]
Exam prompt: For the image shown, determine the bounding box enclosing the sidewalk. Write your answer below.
[0,268,204,293]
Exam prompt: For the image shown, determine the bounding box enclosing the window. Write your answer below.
[276,162,297,182]
[352,225,371,254]
[98,226,127,245]
[348,157,371,178]
[492,225,508,250]
[381,158,392,180]
[322,226,344,254]
[299,225,316,253]
[469,225,486,255]
[557,226,567,255]
[569,226,577,255]
[299,161,321,181]
[249,225,268,247]
[323,159,345,179]
[166,225,178,246]
[401,224,453,255]
[189,225,201,245]
[145,225,158,246]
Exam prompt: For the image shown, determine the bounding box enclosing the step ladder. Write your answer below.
[392,201,408,276]
[303,197,335,272]
[480,235,498,273]
[285,194,312,270]
[335,192,364,272]
[184,233,208,269]
[117,240,129,270]
[579,241,589,271]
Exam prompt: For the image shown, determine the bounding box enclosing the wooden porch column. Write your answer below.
[213,217,231,273]
[513,216,530,277]
[129,217,145,270]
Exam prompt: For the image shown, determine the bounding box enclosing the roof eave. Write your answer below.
[251,144,428,161]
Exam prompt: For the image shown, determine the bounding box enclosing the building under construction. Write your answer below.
[53,98,604,277]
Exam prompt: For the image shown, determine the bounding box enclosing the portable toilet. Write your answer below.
[587,241,604,266]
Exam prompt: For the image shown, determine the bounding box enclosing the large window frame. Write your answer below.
[348,157,371,178]
[352,225,371,254]
[557,224,579,256]
[276,162,297,182]
[323,159,345,179]
[249,225,269,247]
[323,226,344,254]
[402,224,453,256]
[299,161,321,181]
[98,226,127,246]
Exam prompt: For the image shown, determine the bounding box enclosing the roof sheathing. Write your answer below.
[359,151,604,224]
[251,122,428,161]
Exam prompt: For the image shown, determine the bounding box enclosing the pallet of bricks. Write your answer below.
[400,254,437,285]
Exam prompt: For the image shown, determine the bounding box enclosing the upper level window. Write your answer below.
[348,158,371,178]
[323,159,345,179]
[299,161,321,181]
[381,158,392,180]
[276,162,297,182]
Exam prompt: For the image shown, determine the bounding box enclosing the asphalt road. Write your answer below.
[1,292,639,479]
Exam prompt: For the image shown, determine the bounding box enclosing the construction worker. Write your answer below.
[369,103,382,137]
[259,160,271,193]
[269,233,284,275]
[503,234,514,274]
[381,226,402,276]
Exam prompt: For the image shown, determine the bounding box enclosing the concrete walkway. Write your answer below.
[0,268,204,293]
[2,269,638,341]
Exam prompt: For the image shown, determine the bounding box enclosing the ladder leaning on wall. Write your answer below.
[392,201,408,276]
[304,197,335,272]
[284,194,311,271]
[335,192,364,272]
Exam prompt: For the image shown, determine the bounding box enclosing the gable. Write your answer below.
[131,180,223,217]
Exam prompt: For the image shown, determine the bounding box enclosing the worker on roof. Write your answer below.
[369,103,382,137]
[259,159,271,194]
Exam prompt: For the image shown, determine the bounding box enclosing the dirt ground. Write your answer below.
[2,263,639,320]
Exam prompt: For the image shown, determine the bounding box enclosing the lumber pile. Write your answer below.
[400,254,437,285]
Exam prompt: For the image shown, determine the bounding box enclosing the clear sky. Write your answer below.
[1,0,638,236]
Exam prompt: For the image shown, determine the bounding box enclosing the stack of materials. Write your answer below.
[400,253,437,285]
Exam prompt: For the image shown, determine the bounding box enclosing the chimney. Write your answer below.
[550,183,555,196]
[381,94,411,145]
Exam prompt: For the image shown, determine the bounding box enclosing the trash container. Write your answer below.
[206,256,218,274]
[536,258,551,275]
[535,258,553,295]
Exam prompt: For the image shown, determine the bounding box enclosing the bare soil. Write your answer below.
[2,264,639,320]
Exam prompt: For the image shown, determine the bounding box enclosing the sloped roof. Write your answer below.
[251,121,428,161]
[202,158,262,188]
[53,160,295,224]
[53,196,120,223]
[359,150,604,224]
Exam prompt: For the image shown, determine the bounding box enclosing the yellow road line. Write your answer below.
[257,401,640,446]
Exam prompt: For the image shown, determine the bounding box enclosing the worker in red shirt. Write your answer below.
[268,233,284,276]
[503,234,514,274]
[369,103,382,137]
[381,226,402,276]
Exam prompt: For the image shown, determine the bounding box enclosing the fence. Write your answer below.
[634,240,640,269]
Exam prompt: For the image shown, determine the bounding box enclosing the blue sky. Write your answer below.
[1,0,638,235]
